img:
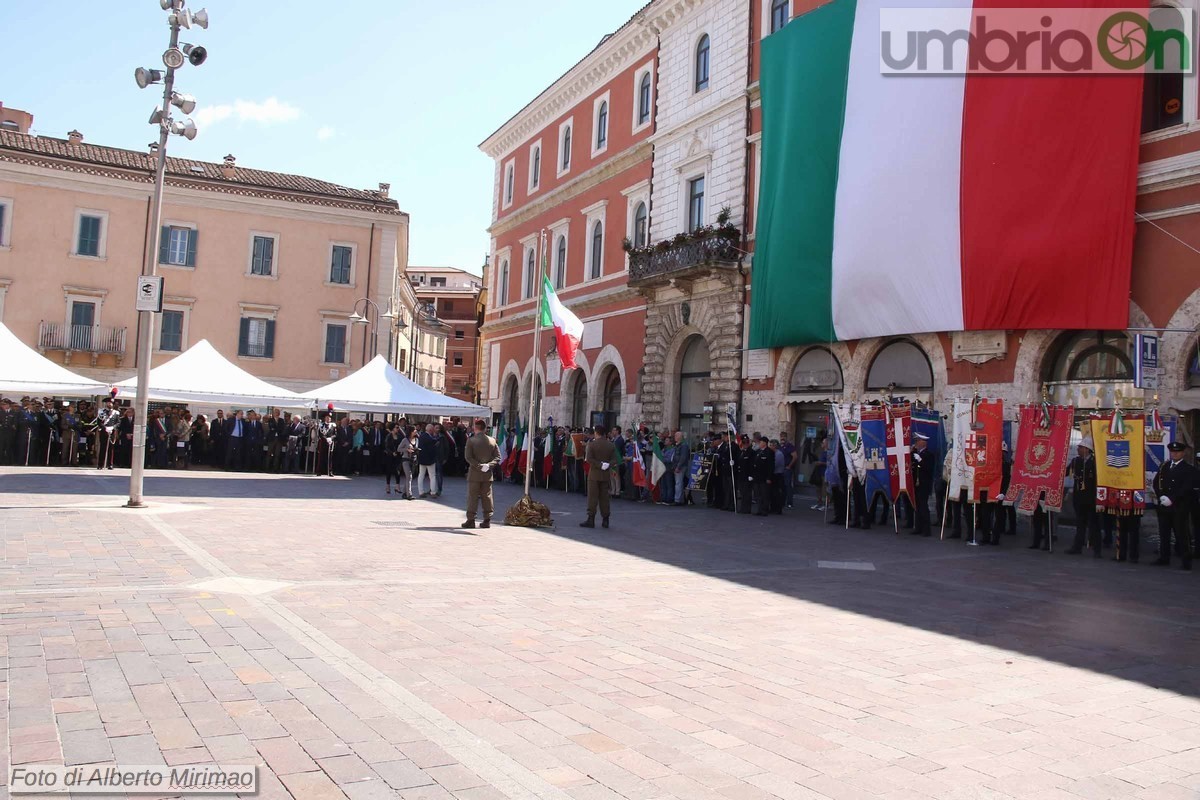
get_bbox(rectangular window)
[0,203,7,247]
[324,323,347,364]
[251,235,275,276]
[455,329,464,340]
[77,215,102,257]
[688,176,706,232]
[453,352,463,367]
[442,299,454,312]
[168,228,189,265]
[436,338,446,358]
[238,317,275,359]
[397,349,407,372]
[430,277,446,287]
[329,245,353,284]
[159,310,184,352]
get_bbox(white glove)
[995,493,1005,502]
[601,462,610,471]
[1159,496,1172,507]
[913,453,922,463]
[480,464,490,473]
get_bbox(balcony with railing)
[627,229,742,287]
[38,322,127,362]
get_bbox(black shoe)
[579,518,595,528]
[480,519,491,529]
[461,520,475,529]
[602,518,609,529]
[1065,548,1081,555]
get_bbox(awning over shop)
[303,355,490,417]
[115,339,307,408]
[0,322,107,396]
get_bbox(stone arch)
[846,334,946,404]
[646,296,741,429]
[776,343,852,396]
[588,344,628,420]
[1164,288,1200,402]
[561,352,593,428]
[518,357,548,426]
[498,359,522,418]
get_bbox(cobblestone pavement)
[2,466,1198,800]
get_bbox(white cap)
[914,433,930,441]
[1079,437,1094,451]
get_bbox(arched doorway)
[569,373,589,429]
[1042,330,1135,413]
[787,346,843,454]
[599,366,622,430]
[503,375,520,428]
[866,340,934,397]
[678,335,711,441]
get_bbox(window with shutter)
[241,318,270,358]
[159,310,184,352]
[77,215,102,257]
[251,236,274,276]
[324,324,347,364]
[330,245,353,284]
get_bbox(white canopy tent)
[115,339,307,408]
[304,355,490,417]
[0,322,107,396]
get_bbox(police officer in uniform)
[734,435,753,514]
[1153,441,1195,571]
[1065,437,1101,556]
[911,433,935,536]
[0,398,17,465]
[582,424,617,528]
[751,437,774,517]
[463,418,501,529]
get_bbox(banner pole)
[939,490,950,540]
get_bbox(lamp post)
[348,297,396,368]
[127,0,208,508]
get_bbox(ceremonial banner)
[688,454,713,491]
[1008,403,1073,515]
[749,0,1142,347]
[832,403,867,483]
[948,399,1004,503]
[825,425,843,491]
[911,407,946,480]
[1090,411,1146,516]
[885,402,913,503]
[860,405,889,503]
[1144,411,1176,507]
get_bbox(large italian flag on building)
[748,0,1144,347]
[541,276,584,370]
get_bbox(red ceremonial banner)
[885,403,913,503]
[966,399,1004,502]
[1008,404,1073,515]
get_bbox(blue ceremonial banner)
[860,408,889,503]
[1145,414,1177,507]
[912,408,946,480]
[825,426,842,490]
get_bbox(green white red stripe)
[540,276,584,370]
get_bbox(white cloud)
[316,125,336,142]
[194,98,301,128]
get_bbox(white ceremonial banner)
[833,403,868,483]
[948,400,974,501]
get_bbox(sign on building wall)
[135,276,164,313]
[1134,333,1160,389]
[582,320,603,350]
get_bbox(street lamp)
[348,297,397,367]
[127,0,209,509]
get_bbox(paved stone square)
[1,467,1199,799]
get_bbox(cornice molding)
[1139,150,1200,194]
[479,0,704,161]
[488,141,651,238]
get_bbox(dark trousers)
[947,498,974,538]
[97,430,115,469]
[1115,515,1141,562]
[722,470,736,511]
[225,437,244,470]
[914,489,932,536]
[736,479,752,513]
[850,481,869,528]
[1029,506,1051,549]
[752,480,770,516]
[771,474,786,514]
[829,485,847,523]
[1070,497,1101,554]
[1156,507,1192,566]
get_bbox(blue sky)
[0,1,647,274]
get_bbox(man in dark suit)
[224,410,246,471]
[1065,438,1100,555]
[1154,441,1195,571]
[244,411,264,471]
[335,417,353,475]
[911,433,935,536]
[752,437,774,517]
[209,409,227,467]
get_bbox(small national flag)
[1109,409,1125,436]
[542,428,554,477]
[631,437,648,488]
[650,435,668,488]
[516,427,530,475]
[540,276,584,370]
[502,426,524,478]
[726,406,738,435]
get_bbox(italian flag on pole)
[748,0,1144,347]
[541,276,584,370]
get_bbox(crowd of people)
[4,393,1195,570]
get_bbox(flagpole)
[523,229,547,499]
